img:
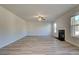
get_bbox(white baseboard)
[66,39,79,48]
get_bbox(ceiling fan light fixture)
[38,16,46,21]
[33,14,47,21]
[38,18,42,21]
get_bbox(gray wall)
[0,6,52,48]
[52,5,79,47]
[0,6,27,48]
[26,22,51,36]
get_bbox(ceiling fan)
[34,14,47,21]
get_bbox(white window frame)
[71,15,79,37]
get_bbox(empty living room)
[0,4,79,55]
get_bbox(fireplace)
[58,30,65,41]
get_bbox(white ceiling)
[1,4,78,22]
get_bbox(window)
[54,23,57,33]
[71,15,79,37]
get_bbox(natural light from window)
[54,23,57,33]
[71,15,79,37]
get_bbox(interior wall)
[52,5,79,47]
[26,22,51,36]
[0,6,27,48]
[0,6,52,48]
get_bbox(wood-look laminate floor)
[0,36,79,55]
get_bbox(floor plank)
[0,36,79,55]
